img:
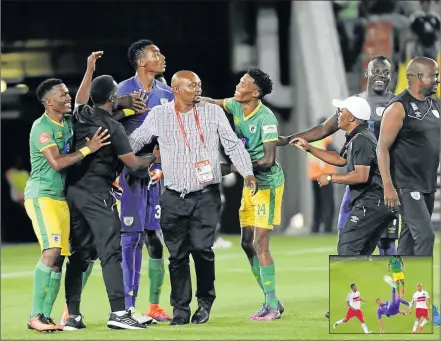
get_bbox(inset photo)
[329,255,433,334]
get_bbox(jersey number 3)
[154,204,161,219]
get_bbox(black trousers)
[65,185,125,314]
[311,181,335,233]
[338,199,396,255]
[397,190,435,256]
[160,185,221,318]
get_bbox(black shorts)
[338,199,397,255]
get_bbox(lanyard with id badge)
[175,104,214,185]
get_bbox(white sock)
[335,319,344,325]
[413,321,419,332]
[361,323,369,333]
[420,318,428,327]
[113,310,127,317]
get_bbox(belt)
[166,184,219,198]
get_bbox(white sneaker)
[383,275,397,288]
[213,237,232,249]
[128,307,157,325]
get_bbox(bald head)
[406,57,439,96]
[406,57,437,78]
[171,70,202,105]
[171,70,199,87]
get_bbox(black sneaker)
[63,315,87,331]
[107,310,146,330]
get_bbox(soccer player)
[333,284,371,333]
[388,255,405,295]
[377,56,440,256]
[377,278,411,333]
[410,283,431,333]
[279,56,398,257]
[292,96,396,255]
[202,68,285,320]
[25,77,110,332]
[117,39,173,322]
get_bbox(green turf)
[330,256,434,335]
[1,235,439,340]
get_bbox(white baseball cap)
[332,96,371,121]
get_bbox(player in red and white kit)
[410,283,431,333]
[333,283,372,333]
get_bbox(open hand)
[86,127,111,152]
[87,51,103,72]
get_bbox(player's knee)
[41,247,62,268]
[252,233,269,254]
[241,237,254,255]
[146,231,163,259]
[53,254,65,272]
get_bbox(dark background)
[1,1,263,243]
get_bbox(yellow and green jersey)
[388,256,403,273]
[223,98,284,189]
[24,113,73,200]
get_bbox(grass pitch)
[1,235,439,340]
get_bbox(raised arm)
[37,126,110,172]
[278,112,339,146]
[75,51,103,107]
[377,102,405,209]
[128,106,158,154]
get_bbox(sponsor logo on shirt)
[263,125,277,134]
[39,132,51,144]
[56,131,63,138]
[160,98,169,104]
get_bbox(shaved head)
[406,57,437,78]
[172,70,202,106]
[406,57,439,96]
[171,70,198,87]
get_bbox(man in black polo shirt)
[377,56,440,256]
[63,74,156,330]
[292,96,396,255]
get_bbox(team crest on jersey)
[160,98,169,104]
[249,125,257,134]
[123,216,134,226]
[432,110,440,118]
[410,102,419,111]
[52,233,61,243]
[56,131,63,138]
[410,192,421,200]
[376,107,386,116]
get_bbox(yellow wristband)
[79,147,91,157]
[123,109,135,117]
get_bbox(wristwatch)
[327,174,333,182]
